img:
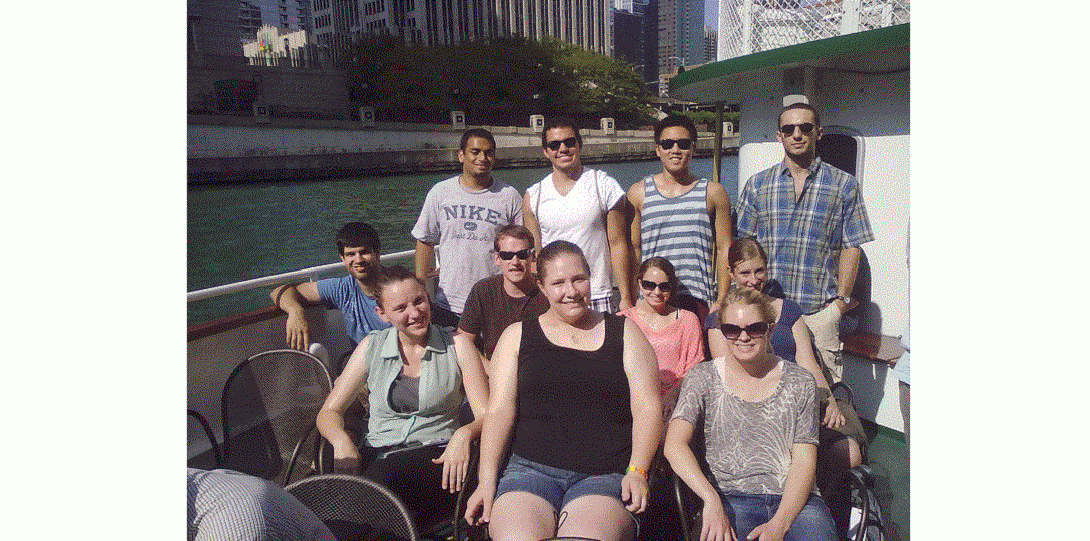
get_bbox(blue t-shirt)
[315,275,390,344]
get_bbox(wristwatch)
[832,295,852,305]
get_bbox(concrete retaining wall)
[188,138,740,184]
[187,118,663,159]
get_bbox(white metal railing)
[186,249,415,302]
[718,0,910,61]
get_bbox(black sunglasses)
[720,322,770,340]
[640,279,673,292]
[779,123,815,136]
[545,137,579,151]
[497,248,534,261]
[657,138,693,150]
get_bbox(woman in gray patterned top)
[664,289,838,541]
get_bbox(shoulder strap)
[594,169,603,211]
[605,313,625,354]
[535,178,542,220]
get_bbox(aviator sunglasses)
[545,137,579,151]
[779,123,815,136]
[657,138,693,150]
[640,279,673,292]
[720,321,770,340]
[497,248,534,260]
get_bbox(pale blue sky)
[706,0,718,28]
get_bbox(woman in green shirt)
[316,265,489,529]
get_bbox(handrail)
[187,248,415,302]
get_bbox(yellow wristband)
[625,466,647,479]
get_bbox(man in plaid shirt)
[736,102,874,381]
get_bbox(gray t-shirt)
[411,175,522,313]
[671,358,819,496]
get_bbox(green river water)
[188,156,739,326]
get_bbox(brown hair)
[727,238,769,272]
[493,224,535,252]
[536,240,590,281]
[373,265,426,307]
[636,256,678,299]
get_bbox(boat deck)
[862,422,909,541]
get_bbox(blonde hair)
[719,288,775,325]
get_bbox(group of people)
[260,102,874,541]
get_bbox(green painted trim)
[861,417,906,443]
[670,23,910,94]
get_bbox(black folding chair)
[845,465,887,541]
[672,381,888,541]
[450,441,488,541]
[286,474,418,541]
[187,409,222,469]
[221,349,333,486]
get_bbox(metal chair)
[844,464,886,541]
[450,441,489,541]
[671,380,887,541]
[221,349,333,486]
[286,474,419,541]
[187,409,222,469]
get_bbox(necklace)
[547,311,597,346]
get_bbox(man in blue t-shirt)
[269,222,391,353]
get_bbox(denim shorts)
[496,454,626,513]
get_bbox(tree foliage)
[681,110,742,132]
[343,35,655,128]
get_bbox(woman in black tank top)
[464,241,663,541]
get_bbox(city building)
[189,0,246,61]
[189,0,350,119]
[704,26,716,63]
[239,0,313,41]
[657,0,704,74]
[310,0,613,55]
[243,25,311,63]
[612,0,657,95]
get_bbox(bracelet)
[625,466,648,479]
[817,387,833,403]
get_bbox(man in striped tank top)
[626,115,733,320]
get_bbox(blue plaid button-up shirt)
[736,158,874,314]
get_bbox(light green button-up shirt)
[363,324,463,448]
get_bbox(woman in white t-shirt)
[524,116,634,313]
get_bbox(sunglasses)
[640,280,673,292]
[657,138,693,150]
[545,137,579,151]
[497,248,534,260]
[778,123,815,136]
[720,322,770,340]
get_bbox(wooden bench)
[840,331,904,367]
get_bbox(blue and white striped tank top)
[639,176,715,303]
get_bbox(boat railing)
[187,248,416,302]
[718,0,910,61]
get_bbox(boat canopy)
[669,23,909,104]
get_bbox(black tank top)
[511,313,632,475]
